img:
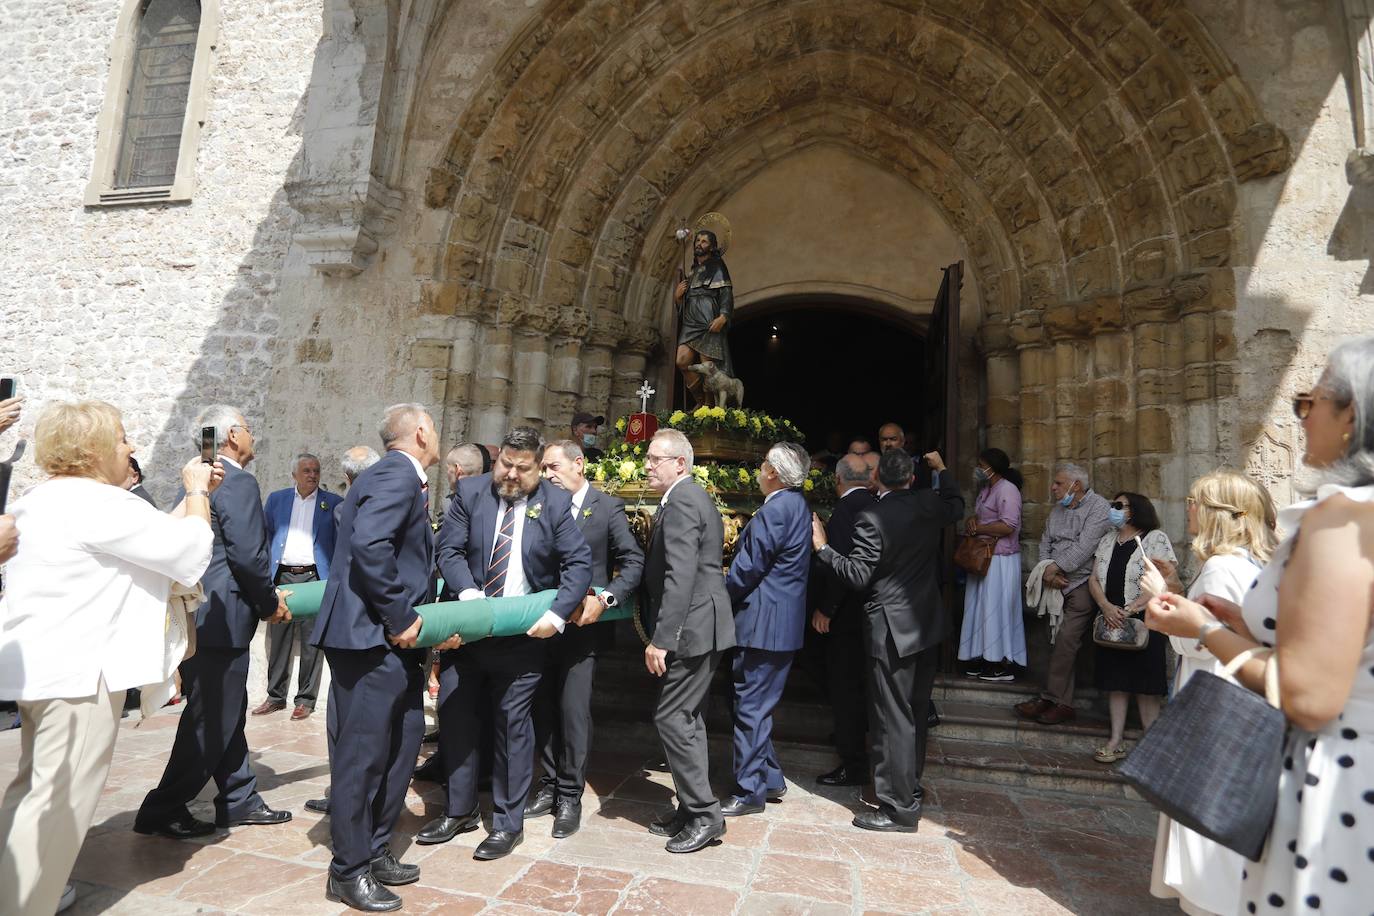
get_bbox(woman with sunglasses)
[1150,471,1276,916]
[1087,492,1179,764]
[1148,337,1374,914]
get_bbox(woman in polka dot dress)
[1147,337,1374,915]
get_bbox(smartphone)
[200,426,216,464]
[0,377,15,401]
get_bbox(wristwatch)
[1195,620,1229,653]
[601,591,617,608]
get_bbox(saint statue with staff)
[673,213,735,407]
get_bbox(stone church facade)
[3,0,1374,549]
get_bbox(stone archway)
[406,0,1290,529]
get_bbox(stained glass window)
[114,0,201,189]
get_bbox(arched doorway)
[723,299,931,454]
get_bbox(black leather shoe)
[928,704,941,729]
[817,765,866,787]
[766,786,787,802]
[304,797,330,814]
[369,844,419,886]
[415,811,481,845]
[217,804,291,828]
[421,730,440,745]
[412,755,443,782]
[648,808,686,838]
[133,814,217,840]
[720,797,765,817]
[524,785,556,818]
[853,809,918,833]
[325,871,401,912]
[473,830,523,860]
[551,799,581,839]
[665,819,726,853]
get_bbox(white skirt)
[958,553,1026,665]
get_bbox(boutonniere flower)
[320,500,328,511]
[526,503,543,519]
[582,506,594,519]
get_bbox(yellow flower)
[617,460,637,480]
[693,406,710,419]
[633,444,642,455]
[710,406,726,419]
[594,466,606,482]
[809,468,821,478]
[732,409,747,426]
[615,417,626,432]
[762,416,776,428]
[669,410,687,425]
[750,417,762,434]
[692,465,709,483]
[736,467,750,484]
[803,479,814,492]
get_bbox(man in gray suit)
[642,429,735,853]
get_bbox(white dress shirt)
[458,490,566,633]
[660,473,688,505]
[280,487,318,566]
[570,480,591,518]
[0,477,214,700]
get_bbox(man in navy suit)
[420,426,592,861]
[135,406,292,840]
[526,439,643,839]
[721,442,812,817]
[310,404,459,912]
[257,453,343,720]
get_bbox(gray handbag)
[1091,613,1149,650]
[1119,647,1283,861]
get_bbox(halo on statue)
[694,212,732,255]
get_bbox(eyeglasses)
[1185,496,1196,507]
[1292,392,1335,420]
[1109,501,1129,510]
[645,453,679,468]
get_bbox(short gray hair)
[445,444,485,477]
[546,439,584,463]
[293,452,320,472]
[836,453,869,484]
[767,442,808,488]
[652,429,694,469]
[1320,336,1374,487]
[341,445,380,483]
[193,404,243,451]
[379,403,430,448]
[1054,462,1090,489]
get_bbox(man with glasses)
[641,429,735,852]
[136,406,292,840]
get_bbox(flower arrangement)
[584,453,834,499]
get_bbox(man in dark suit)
[135,406,292,839]
[642,429,735,853]
[812,448,961,833]
[258,453,343,720]
[721,442,811,816]
[810,453,877,787]
[126,456,158,507]
[310,404,457,911]
[420,426,592,861]
[526,439,643,838]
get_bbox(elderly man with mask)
[440,444,485,518]
[1014,463,1113,726]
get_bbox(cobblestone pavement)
[0,705,1178,915]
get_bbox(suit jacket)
[818,487,878,630]
[264,487,344,577]
[311,450,435,650]
[196,462,281,649]
[436,475,592,621]
[643,477,734,657]
[726,488,811,652]
[563,485,645,649]
[130,483,158,509]
[815,482,963,660]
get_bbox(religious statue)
[673,214,736,407]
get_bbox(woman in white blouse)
[1149,470,1276,916]
[0,401,218,916]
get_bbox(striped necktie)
[484,501,516,597]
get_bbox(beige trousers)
[0,680,124,916]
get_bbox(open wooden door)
[929,262,963,675]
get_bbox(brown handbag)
[953,535,996,577]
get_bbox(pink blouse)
[975,477,1022,556]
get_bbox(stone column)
[979,321,1021,459]
[1010,310,1053,549]
[545,307,590,437]
[471,318,514,445]
[580,314,621,422]
[424,280,485,447]
[1084,296,1136,499]
[611,322,661,421]
[508,299,556,431]
[1125,285,1185,530]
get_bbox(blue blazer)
[726,487,812,652]
[311,450,435,651]
[196,462,281,649]
[437,474,592,622]
[264,487,343,578]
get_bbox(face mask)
[1059,489,1076,508]
[974,467,989,483]
[1108,508,1127,528]
[581,433,596,448]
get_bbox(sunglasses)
[1292,392,1335,420]
[1109,501,1129,510]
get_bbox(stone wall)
[0,0,321,504]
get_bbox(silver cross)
[636,380,655,414]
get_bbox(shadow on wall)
[140,96,310,507]
[1329,180,1374,294]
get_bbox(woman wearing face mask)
[1087,491,1178,764]
[1148,470,1276,916]
[957,448,1025,681]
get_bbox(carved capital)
[1043,301,1091,340]
[288,177,404,277]
[1008,310,1046,348]
[1349,148,1374,187]
[1122,284,1177,325]
[619,322,661,356]
[976,320,1016,357]
[556,306,591,339]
